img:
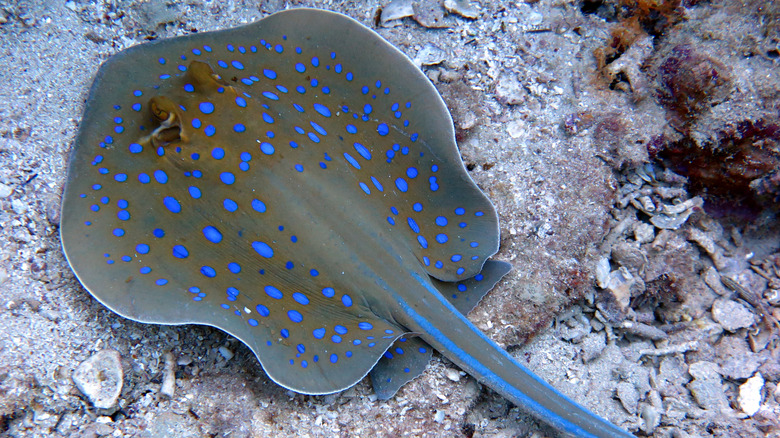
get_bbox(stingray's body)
[61,9,633,437]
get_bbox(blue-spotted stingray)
[61,9,633,438]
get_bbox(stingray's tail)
[401,262,635,438]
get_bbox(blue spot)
[248,319,258,327]
[262,113,275,124]
[226,262,241,274]
[260,142,275,155]
[114,173,128,182]
[309,269,319,277]
[262,91,279,100]
[285,261,293,269]
[359,182,370,194]
[387,217,395,225]
[172,245,189,258]
[346,72,353,81]
[313,328,326,339]
[470,242,479,248]
[288,310,303,323]
[293,293,310,305]
[184,84,194,93]
[457,267,465,275]
[344,153,360,169]
[371,176,384,192]
[395,178,408,192]
[132,103,141,111]
[163,197,181,213]
[234,123,246,133]
[331,335,342,343]
[136,244,150,254]
[460,222,468,228]
[451,254,462,262]
[364,104,373,114]
[406,167,418,178]
[413,202,423,212]
[330,354,338,363]
[475,211,485,217]
[264,285,282,299]
[391,207,399,215]
[199,102,214,114]
[188,186,202,199]
[154,170,168,184]
[295,63,305,73]
[200,266,216,277]
[435,216,448,226]
[377,123,389,136]
[192,119,202,129]
[295,164,304,172]
[322,287,335,298]
[256,304,270,317]
[435,261,444,269]
[334,325,347,335]
[252,199,267,213]
[407,218,420,233]
[153,228,165,238]
[353,143,371,160]
[342,295,353,307]
[417,236,428,248]
[310,121,327,136]
[117,210,130,221]
[218,60,228,68]
[436,234,449,244]
[311,56,319,67]
[140,266,151,274]
[235,96,247,107]
[263,68,277,79]
[118,199,128,209]
[223,199,238,212]
[129,143,142,154]
[226,287,240,298]
[455,207,466,215]
[346,124,357,134]
[275,44,283,53]
[204,125,216,136]
[202,226,223,243]
[156,279,168,286]
[220,172,235,185]
[252,241,274,258]
[313,103,331,117]
[411,133,419,142]
[297,344,306,354]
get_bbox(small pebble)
[0,183,12,198]
[11,198,27,214]
[218,346,234,361]
[72,349,123,410]
[711,298,756,332]
[444,368,461,382]
[616,381,639,415]
[738,372,764,416]
[160,352,176,398]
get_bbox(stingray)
[61,9,633,438]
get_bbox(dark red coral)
[655,44,732,129]
[650,119,780,218]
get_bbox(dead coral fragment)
[654,44,733,129]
